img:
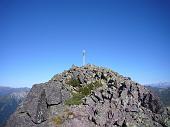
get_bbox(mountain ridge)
[145,82,170,88]
[146,86,170,107]
[6,65,170,127]
[0,86,30,96]
[0,87,29,127]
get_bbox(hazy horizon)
[1,0,170,87]
[0,64,170,88]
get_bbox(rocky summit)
[6,65,170,127]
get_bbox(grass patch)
[65,92,84,105]
[67,78,81,87]
[65,80,102,105]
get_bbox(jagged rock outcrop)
[6,65,170,127]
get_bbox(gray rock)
[45,82,62,105]
[23,84,48,124]
[36,89,48,124]
[78,74,85,84]
[6,65,169,127]
[72,71,79,80]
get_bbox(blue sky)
[0,0,170,87]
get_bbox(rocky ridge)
[6,65,170,127]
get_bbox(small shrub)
[79,83,93,96]
[52,110,75,126]
[93,80,102,88]
[67,79,81,87]
[52,116,63,125]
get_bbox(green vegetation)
[65,92,83,105]
[65,80,102,105]
[67,78,81,87]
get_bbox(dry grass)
[52,116,63,125]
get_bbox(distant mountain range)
[0,82,170,127]
[0,86,30,127]
[145,82,170,107]
[145,82,170,88]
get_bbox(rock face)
[6,65,170,127]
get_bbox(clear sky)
[0,0,170,88]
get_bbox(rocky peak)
[6,65,170,127]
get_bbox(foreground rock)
[6,65,170,127]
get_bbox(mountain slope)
[146,85,170,107]
[0,87,29,127]
[6,65,170,127]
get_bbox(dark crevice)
[148,93,153,110]
[101,94,108,100]
[90,96,97,103]
[122,120,127,127]
[82,98,90,105]
[118,82,127,97]
[94,110,98,116]
[94,74,100,79]
[82,102,89,106]
[26,112,31,118]
[101,72,107,81]
[113,121,119,126]
[108,79,114,84]
[19,111,26,114]
[46,101,62,108]
[159,122,168,127]
[137,87,142,102]
[88,116,97,125]
[108,110,114,119]
[25,112,47,125]
[100,90,111,101]
[92,93,102,102]
[26,112,36,124]
[91,117,97,125]
[130,84,132,91]
[108,93,113,103]
[46,95,62,109]
[155,120,168,127]
[141,94,147,107]
[107,90,111,94]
